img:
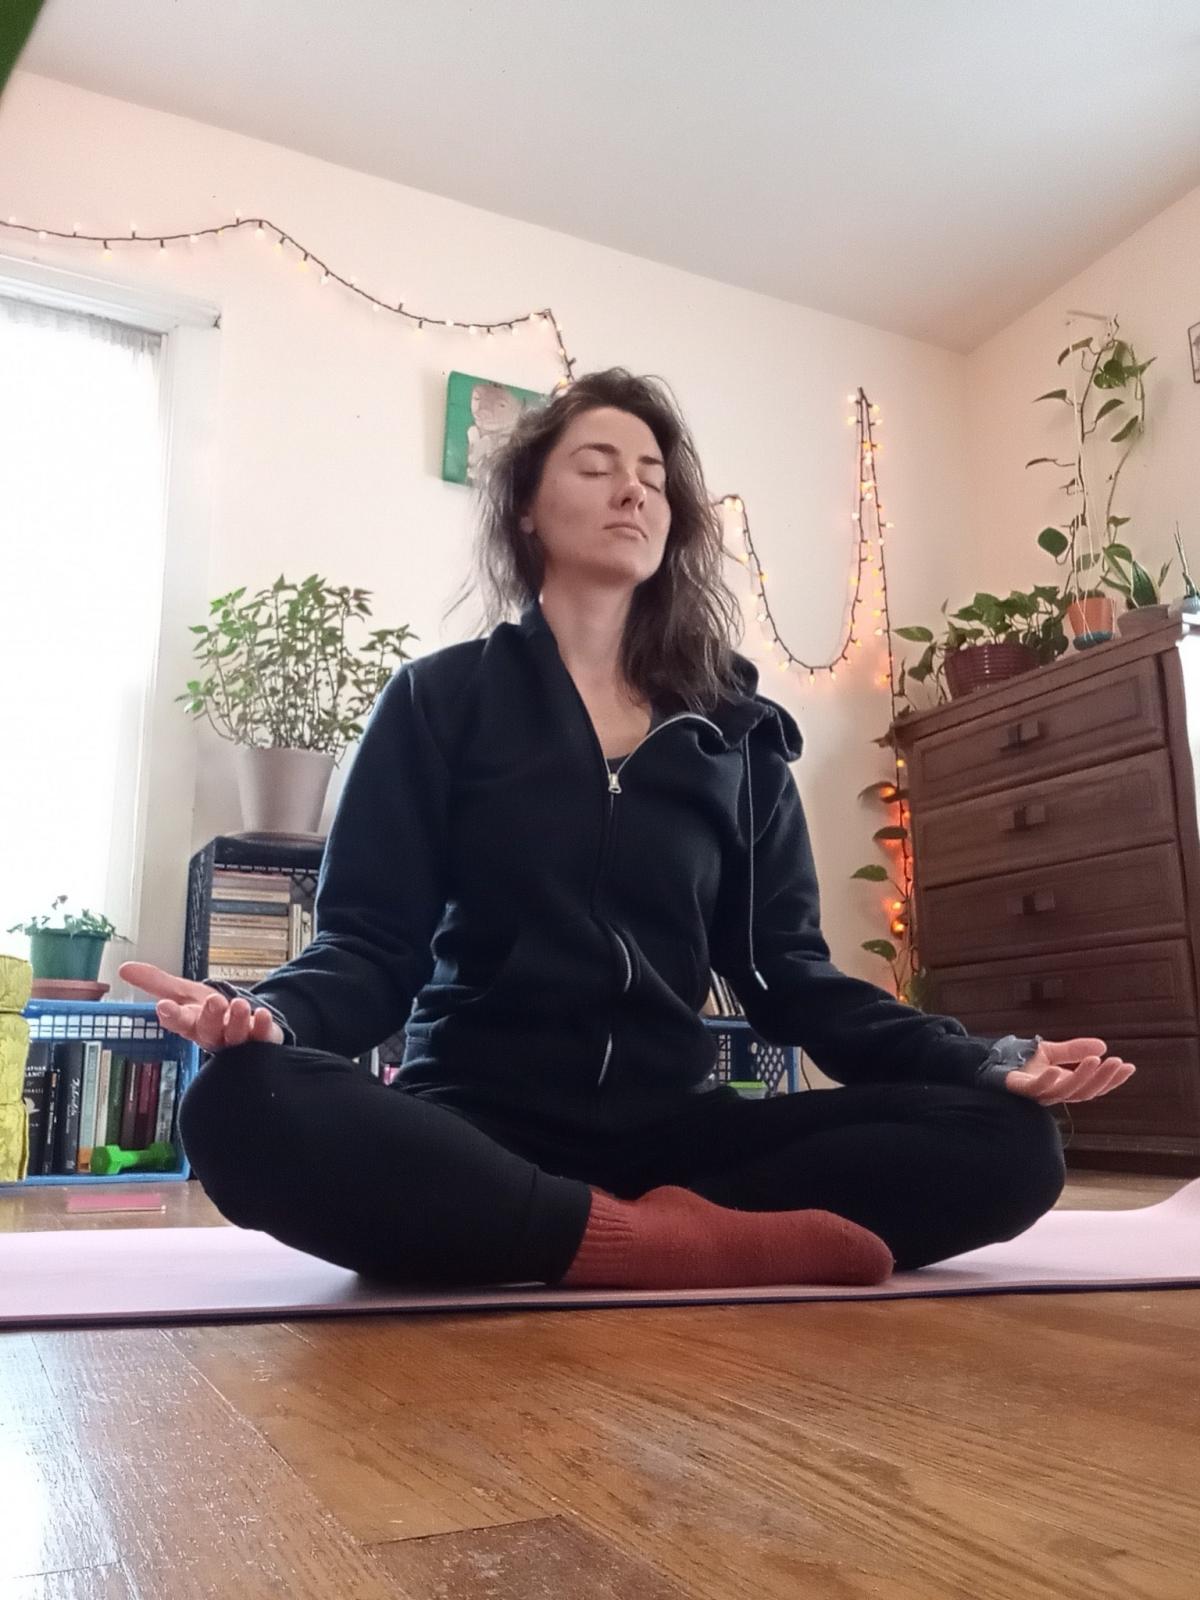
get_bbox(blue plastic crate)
[703,1017,799,1094]
[6,999,201,1187]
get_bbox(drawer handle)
[1002,717,1046,751]
[1005,889,1058,917]
[1001,802,1048,833]
[1014,977,1065,1005]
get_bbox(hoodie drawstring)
[743,734,769,992]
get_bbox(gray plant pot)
[235,746,334,838]
[1116,603,1172,637]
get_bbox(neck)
[537,583,638,699]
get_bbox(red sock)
[560,1185,894,1289]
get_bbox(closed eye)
[581,469,664,492]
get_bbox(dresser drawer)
[919,842,1188,967]
[1059,1035,1200,1144]
[907,656,1165,807]
[929,939,1197,1036]
[913,749,1178,888]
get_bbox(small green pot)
[28,930,109,981]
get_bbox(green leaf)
[1108,515,1130,528]
[1025,456,1062,468]
[1034,389,1069,403]
[1038,527,1069,557]
[873,826,908,842]
[1092,397,1123,422]
[862,939,898,961]
[1130,561,1158,607]
[852,865,889,881]
[894,625,934,642]
[1110,415,1140,443]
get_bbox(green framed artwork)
[1,1,45,99]
[442,371,547,486]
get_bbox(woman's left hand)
[1004,1036,1136,1105]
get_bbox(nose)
[615,472,646,511]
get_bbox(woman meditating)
[122,368,1135,1289]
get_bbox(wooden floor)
[1,1170,1196,1600]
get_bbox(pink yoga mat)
[3,1180,1198,1328]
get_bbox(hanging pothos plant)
[850,762,929,1009]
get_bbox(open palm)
[120,962,283,1052]
[1003,1036,1135,1106]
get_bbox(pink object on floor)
[65,1189,166,1214]
[2,1179,1198,1329]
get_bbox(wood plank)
[0,1335,117,1580]
[26,1330,411,1599]
[166,1321,555,1541]
[0,1571,134,1600]
[371,1514,691,1600]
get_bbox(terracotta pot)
[944,642,1038,700]
[29,977,110,1002]
[1066,595,1115,648]
[235,746,334,837]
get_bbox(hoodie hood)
[516,596,802,760]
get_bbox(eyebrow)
[570,442,665,471]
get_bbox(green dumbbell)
[89,1141,177,1175]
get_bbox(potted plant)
[1169,525,1200,620]
[1109,542,1174,637]
[894,583,1069,709]
[1036,525,1173,638]
[1027,314,1153,649]
[177,575,418,837]
[6,895,128,996]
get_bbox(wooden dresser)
[894,614,1200,1174]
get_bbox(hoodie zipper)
[594,712,723,1085]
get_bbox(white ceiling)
[18,0,1200,351]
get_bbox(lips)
[608,524,645,538]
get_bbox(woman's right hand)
[119,962,285,1051]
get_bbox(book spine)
[39,1062,61,1174]
[77,1040,102,1172]
[119,1060,142,1149]
[153,1059,180,1146]
[21,1042,52,1177]
[92,1048,112,1152]
[132,1061,162,1148]
[53,1042,86,1174]
[103,1054,126,1149]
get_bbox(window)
[0,295,166,948]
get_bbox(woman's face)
[520,407,672,591]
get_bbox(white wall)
[0,70,976,1011]
[966,182,1200,601]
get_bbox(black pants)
[177,1042,1066,1287]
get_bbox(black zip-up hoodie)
[225,597,1015,1131]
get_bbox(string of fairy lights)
[0,209,912,945]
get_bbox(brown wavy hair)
[443,368,745,713]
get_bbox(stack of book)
[703,970,746,1018]
[206,868,314,983]
[21,1040,180,1176]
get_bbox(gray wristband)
[976,1033,1041,1091]
[202,979,296,1046]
